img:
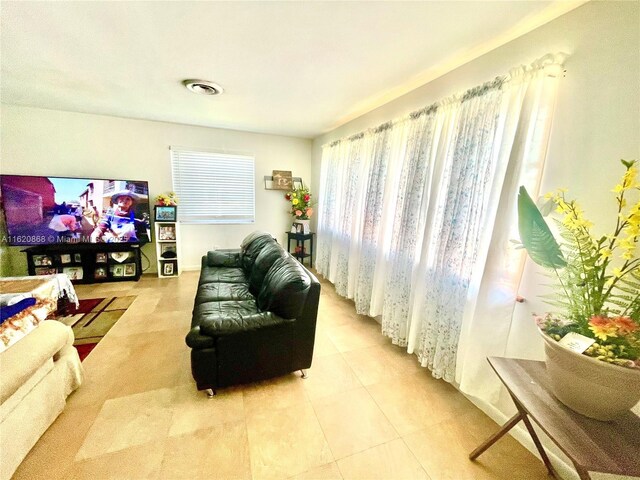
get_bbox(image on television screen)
[0,175,152,246]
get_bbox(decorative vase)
[297,219,311,234]
[539,330,640,421]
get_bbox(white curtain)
[316,53,566,398]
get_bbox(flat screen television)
[0,175,151,246]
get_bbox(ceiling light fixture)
[182,79,224,96]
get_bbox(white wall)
[0,106,312,273]
[311,1,639,476]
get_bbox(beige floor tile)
[289,462,343,480]
[341,344,407,386]
[336,439,430,480]
[75,387,176,461]
[243,372,309,417]
[366,371,476,436]
[313,387,398,459]
[407,415,550,480]
[66,442,164,480]
[246,400,333,480]
[169,384,245,437]
[109,309,190,336]
[326,318,387,353]
[12,404,102,480]
[302,353,362,401]
[312,330,340,358]
[160,421,251,479]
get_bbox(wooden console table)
[470,357,640,480]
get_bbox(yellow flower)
[612,267,623,278]
[292,198,299,205]
[600,248,612,259]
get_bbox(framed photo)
[293,222,304,234]
[33,255,52,266]
[160,243,177,259]
[154,205,177,222]
[60,254,72,264]
[94,267,107,279]
[159,225,176,241]
[162,261,176,276]
[74,253,82,263]
[123,263,136,277]
[63,266,83,281]
[111,264,125,277]
[35,267,57,275]
[96,252,108,263]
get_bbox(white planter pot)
[297,219,310,234]
[540,330,640,421]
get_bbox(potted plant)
[285,186,314,233]
[517,159,639,420]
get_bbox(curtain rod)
[322,52,568,149]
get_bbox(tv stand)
[23,243,142,284]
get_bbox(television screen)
[0,175,151,246]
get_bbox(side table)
[286,232,315,268]
[469,357,640,480]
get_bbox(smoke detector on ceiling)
[182,79,224,96]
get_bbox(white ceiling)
[1,1,581,139]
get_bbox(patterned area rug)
[56,296,136,361]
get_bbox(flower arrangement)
[285,186,314,220]
[518,159,639,368]
[155,192,179,206]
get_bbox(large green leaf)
[518,186,566,269]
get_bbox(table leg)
[469,412,524,460]
[573,464,592,480]
[509,394,558,478]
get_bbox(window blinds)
[170,147,255,224]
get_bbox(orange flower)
[306,207,313,217]
[588,315,618,341]
[295,209,303,217]
[613,316,638,335]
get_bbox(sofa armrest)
[185,326,215,349]
[0,320,73,404]
[206,249,242,268]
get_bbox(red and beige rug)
[56,296,136,361]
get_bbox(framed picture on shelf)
[160,244,177,259]
[111,265,125,277]
[74,253,82,263]
[96,252,108,263]
[60,254,72,264]
[158,225,176,241]
[94,267,107,279]
[272,170,293,190]
[35,267,57,275]
[154,205,177,222]
[162,261,176,276]
[32,255,52,266]
[63,266,83,281]
[123,263,136,277]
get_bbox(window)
[170,147,255,224]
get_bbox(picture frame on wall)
[154,205,177,222]
[33,255,52,266]
[160,243,177,259]
[272,170,293,190]
[59,254,72,264]
[35,267,57,275]
[111,265,125,277]
[74,253,82,263]
[94,267,107,279]
[96,252,108,263]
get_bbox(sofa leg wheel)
[205,388,216,398]
[300,370,308,379]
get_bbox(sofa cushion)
[206,250,241,268]
[194,299,292,336]
[195,283,253,304]
[199,267,247,284]
[248,242,287,296]
[257,256,311,320]
[241,233,276,273]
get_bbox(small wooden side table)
[470,357,640,480]
[286,232,315,268]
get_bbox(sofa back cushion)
[248,242,286,295]
[241,232,276,273]
[257,256,310,319]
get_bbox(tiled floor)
[13,271,549,479]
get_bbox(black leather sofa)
[185,231,321,394]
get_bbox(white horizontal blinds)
[171,148,255,224]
